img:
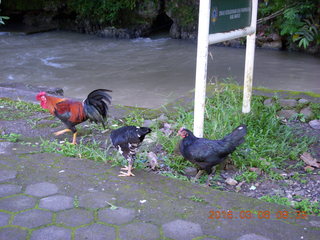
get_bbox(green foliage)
[40,139,111,162]
[235,171,258,183]
[260,195,320,216]
[259,0,319,49]
[0,133,21,142]
[189,195,205,203]
[166,0,198,27]
[68,0,138,25]
[157,84,315,175]
[293,17,320,48]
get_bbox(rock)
[249,167,262,175]
[147,152,159,170]
[300,152,320,168]
[298,99,310,104]
[143,120,155,128]
[309,120,320,130]
[225,178,238,186]
[277,109,297,119]
[300,107,314,120]
[304,166,314,172]
[157,114,168,122]
[261,40,282,49]
[263,98,274,107]
[278,99,298,108]
[184,167,198,177]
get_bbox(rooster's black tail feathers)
[84,89,112,128]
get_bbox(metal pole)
[242,0,258,113]
[193,0,211,137]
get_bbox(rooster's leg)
[54,129,71,136]
[72,132,77,145]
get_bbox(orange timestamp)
[208,210,308,220]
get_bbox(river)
[0,31,319,108]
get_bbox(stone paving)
[0,141,320,240]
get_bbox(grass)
[152,84,315,176]
[40,139,112,163]
[0,98,45,119]
[0,133,21,142]
[260,195,320,216]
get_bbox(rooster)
[178,125,247,185]
[36,89,112,144]
[110,126,151,177]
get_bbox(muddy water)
[0,31,319,108]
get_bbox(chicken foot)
[206,167,216,186]
[119,164,135,177]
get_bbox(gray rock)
[75,224,116,240]
[162,219,203,240]
[25,182,59,197]
[31,226,71,240]
[0,184,22,197]
[157,114,168,122]
[300,107,314,120]
[0,169,17,182]
[12,209,52,228]
[0,142,13,154]
[298,98,310,104]
[279,99,298,108]
[237,233,271,240]
[261,40,282,49]
[184,167,198,177]
[0,195,36,212]
[99,207,136,225]
[277,109,297,119]
[39,195,73,211]
[309,120,320,130]
[119,222,160,240]
[143,119,154,128]
[0,212,10,227]
[0,227,28,240]
[56,209,94,227]
[79,192,115,209]
[263,98,274,107]
[310,221,320,228]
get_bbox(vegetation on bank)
[2,0,319,52]
[258,0,320,49]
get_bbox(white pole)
[193,0,211,138]
[242,0,258,113]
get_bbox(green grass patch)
[0,133,21,142]
[260,195,320,216]
[155,84,315,175]
[0,98,45,120]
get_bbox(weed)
[190,195,205,202]
[260,195,320,216]
[40,139,111,163]
[235,171,258,183]
[0,133,21,142]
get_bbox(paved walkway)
[0,141,320,240]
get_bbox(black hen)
[36,89,112,144]
[178,125,247,184]
[110,126,152,177]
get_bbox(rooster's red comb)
[36,91,47,101]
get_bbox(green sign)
[209,0,252,34]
